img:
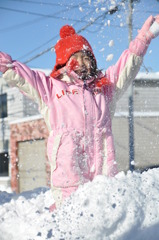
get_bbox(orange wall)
[10,118,50,193]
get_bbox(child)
[0,15,159,211]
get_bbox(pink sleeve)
[105,37,148,87]
[129,37,150,56]
[3,58,51,104]
[105,49,132,86]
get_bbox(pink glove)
[50,58,79,78]
[0,52,12,73]
[66,58,79,73]
[137,15,155,43]
[130,15,159,57]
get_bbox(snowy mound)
[0,169,159,240]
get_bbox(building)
[0,70,159,192]
[113,72,159,172]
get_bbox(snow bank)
[1,168,159,240]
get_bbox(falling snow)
[108,40,114,47]
[106,54,114,61]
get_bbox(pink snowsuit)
[1,36,148,208]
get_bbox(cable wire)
[0,6,102,25]
[23,4,119,64]
[18,7,96,60]
[4,0,89,8]
[0,1,88,32]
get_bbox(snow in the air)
[108,40,114,47]
[106,54,114,61]
[1,168,159,240]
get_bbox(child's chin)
[76,72,91,80]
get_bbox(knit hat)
[50,25,96,77]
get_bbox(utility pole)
[0,83,7,153]
[128,0,134,171]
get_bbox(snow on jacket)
[2,37,146,188]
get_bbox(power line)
[1,6,157,34]
[21,0,145,65]
[0,16,45,32]
[4,0,89,8]
[0,6,100,25]
[18,7,97,61]
[0,1,88,32]
[19,21,140,62]
[18,34,58,61]
[23,4,119,64]
[133,10,159,14]
[77,6,119,35]
[4,1,155,33]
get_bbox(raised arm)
[0,52,50,109]
[105,15,159,100]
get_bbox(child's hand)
[155,15,159,24]
[0,52,12,73]
[137,15,156,43]
[66,58,79,73]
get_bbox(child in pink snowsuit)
[0,15,159,210]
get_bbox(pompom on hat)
[50,25,96,77]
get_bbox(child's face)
[69,51,95,80]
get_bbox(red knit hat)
[50,25,95,77]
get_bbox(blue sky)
[0,0,159,74]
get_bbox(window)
[0,93,7,118]
[0,152,9,176]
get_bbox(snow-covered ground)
[1,168,159,240]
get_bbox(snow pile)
[1,168,159,240]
